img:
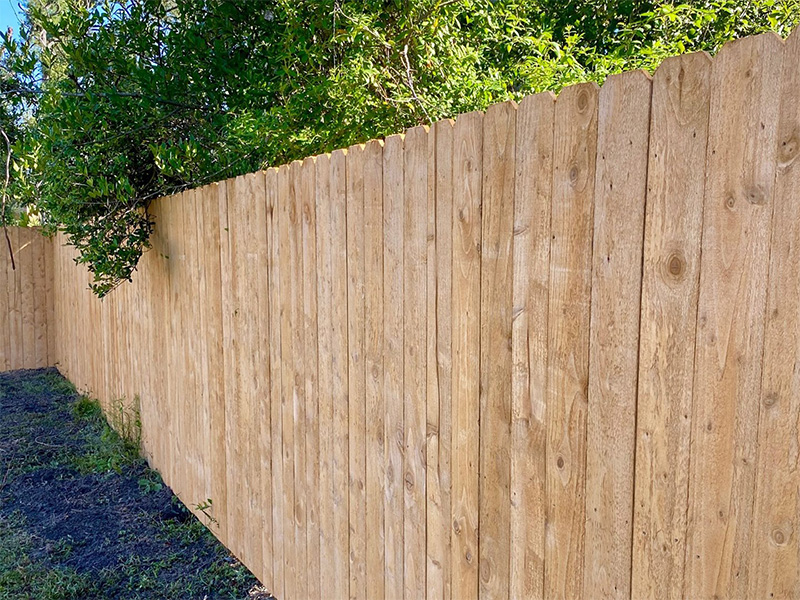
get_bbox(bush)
[1,0,798,295]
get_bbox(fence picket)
[749,28,800,599]
[364,139,386,600]
[545,82,599,599]
[450,111,482,600]
[478,100,517,600]
[685,33,784,600]
[510,91,555,599]
[382,133,406,600]
[631,51,711,599]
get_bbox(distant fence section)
[5,29,800,600]
[0,227,54,371]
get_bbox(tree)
[2,0,798,295]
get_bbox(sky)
[1,0,23,36]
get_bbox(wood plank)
[277,164,297,600]
[329,149,351,600]
[749,28,800,600]
[265,167,283,598]
[0,228,11,371]
[146,198,168,477]
[427,118,453,600]
[32,232,48,367]
[245,172,269,574]
[685,32,784,599]
[347,144,367,600]
[201,182,228,542]
[630,51,711,600]
[220,178,245,560]
[8,228,21,370]
[190,188,211,519]
[161,194,177,484]
[363,139,385,600]
[450,111,482,600]
[20,228,36,368]
[314,154,334,598]
[478,100,516,599]
[545,81,599,599]
[171,192,190,504]
[584,70,651,599]
[382,133,405,600]
[301,157,320,600]
[132,227,152,463]
[289,162,308,600]
[181,189,201,518]
[404,125,428,599]
[510,91,555,599]
[45,231,55,366]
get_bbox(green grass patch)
[0,512,99,600]
[0,369,264,599]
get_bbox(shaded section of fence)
[0,227,53,371]
[8,28,799,600]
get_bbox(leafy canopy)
[1,0,798,295]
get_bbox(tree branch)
[1,85,205,111]
[1,128,15,271]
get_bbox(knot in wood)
[779,133,799,166]
[577,89,590,112]
[772,528,788,546]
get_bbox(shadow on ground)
[0,368,274,600]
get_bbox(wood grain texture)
[748,28,800,599]
[32,232,48,368]
[0,228,55,371]
[290,161,308,600]
[631,51,711,600]
[346,144,367,600]
[277,164,297,600]
[329,149,351,600]
[427,118,453,600]
[478,100,516,600]
[545,82,599,600]
[685,32,784,600]
[20,227,35,368]
[265,167,284,599]
[584,70,652,599]
[247,172,270,579]
[166,193,186,502]
[301,157,320,600]
[314,155,333,599]
[450,111,482,600]
[382,133,405,600]
[0,228,11,371]
[200,182,228,543]
[181,189,201,516]
[363,139,386,600]
[510,91,555,600]
[404,125,429,600]
[8,228,21,369]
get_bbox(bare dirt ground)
[0,367,274,600]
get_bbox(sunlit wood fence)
[5,29,800,600]
[0,227,54,371]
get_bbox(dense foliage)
[1,0,798,295]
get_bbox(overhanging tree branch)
[1,128,15,271]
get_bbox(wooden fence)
[0,227,54,371]
[5,28,800,599]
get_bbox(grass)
[0,512,101,600]
[0,368,266,600]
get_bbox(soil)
[0,367,274,600]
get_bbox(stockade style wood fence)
[0,227,54,371]
[3,29,800,599]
